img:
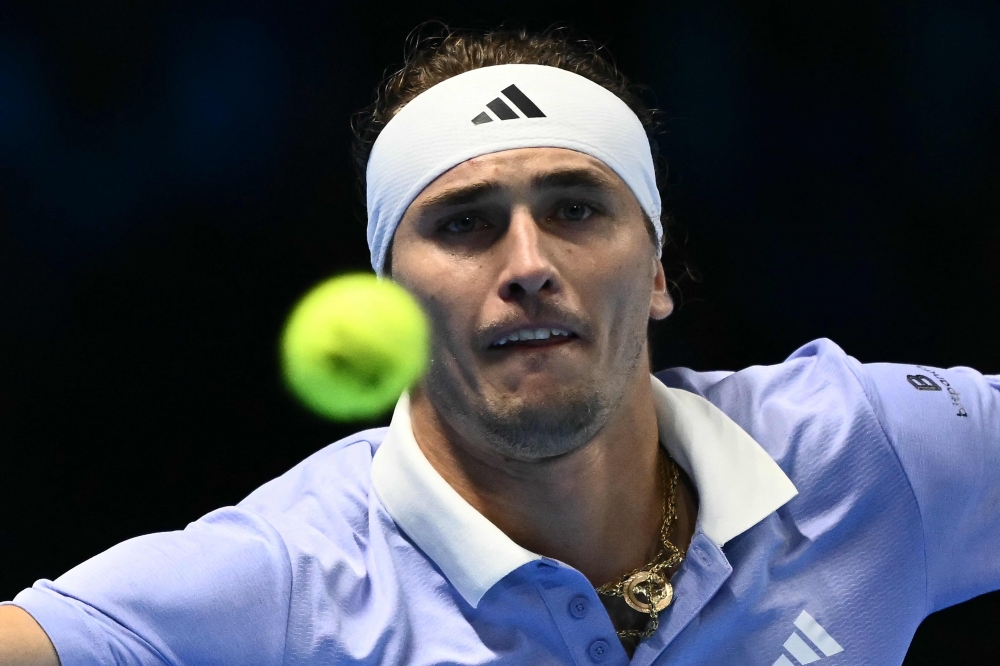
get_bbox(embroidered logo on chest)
[772,611,843,665]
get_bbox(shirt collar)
[370,375,798,608]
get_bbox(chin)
[486,361,592,396]
[467,381,610,458]
[424,354,621,458]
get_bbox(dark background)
[1,0,998,662]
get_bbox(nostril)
[504,277,554,300]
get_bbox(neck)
[408,372,691,587]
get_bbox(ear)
[649,255,674,320]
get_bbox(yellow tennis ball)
[281,273,429,420]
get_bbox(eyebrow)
[530,167,615,192]
[418,181,503,210]
[417,167,615,211]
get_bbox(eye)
[442,216,482,233]
[556,203,594,222]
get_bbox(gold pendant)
[623,571,673,613]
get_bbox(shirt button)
[568,595,589,619]
[588,639,611,662]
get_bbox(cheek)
[416,283,482,354]
[393,237,495,354]
[594,250,655,328]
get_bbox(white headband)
[365,63,661,274]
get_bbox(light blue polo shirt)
[8,339,1000,665]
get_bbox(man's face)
[391,147,672,461]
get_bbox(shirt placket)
[532,559,630,666]
[631,531,733,666]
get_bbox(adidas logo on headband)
[471,84,546,125]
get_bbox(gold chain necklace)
[595,455,683,640]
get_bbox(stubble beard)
[422,326,647,461]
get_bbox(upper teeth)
[494,328,571,345]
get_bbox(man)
[2,27,998,666]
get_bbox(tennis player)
[2,27,998,666]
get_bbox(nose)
[497,207,559,301]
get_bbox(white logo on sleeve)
[771,611,844,665]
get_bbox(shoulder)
[236,427,390,556]
[656,338,880,456]
[657,337,861,391]
[657,337,998,466]
[9,430,394,665]
[659,340,1000,611]
[656,339,916,522]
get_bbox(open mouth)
[488,327,578,350]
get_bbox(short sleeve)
[849,360,1000,612]
[8,507,292,666]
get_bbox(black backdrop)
[1,1,998,662]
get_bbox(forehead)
[409,147,629,205]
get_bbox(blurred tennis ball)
[281,273,429,420]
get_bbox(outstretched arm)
[5,507,292,666]
[0,606,60,666]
